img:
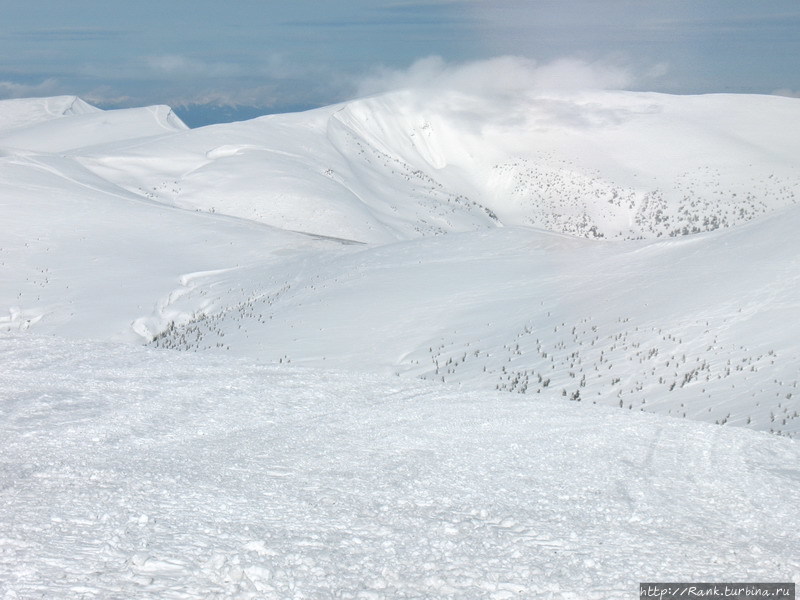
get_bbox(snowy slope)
[73,105,499,244]
[1,89,799,598]
[2,335,798,599]
[71,90,800,242]
[145,204,800,438]
[0,150,355,341]
[332,90,800,239]
[0,95,99,135]
[0,101,186,153]
[1,93,798,438]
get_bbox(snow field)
[64,91,800,243]
[145,213,800,438]
[1,335,799,599]
[0,96,100,136]
[1,91,798,438]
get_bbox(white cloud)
[356,55,638,97]
[147,55,191,73]
[773,89,800,99]
[145,53,317,82]
[0,78,60,99]
[645,62,671,80]
[175,87,280,107]
[525,57,634,90]
[81,86,133,107]
[146,55,244,78]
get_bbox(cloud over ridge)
[356,55,638,97]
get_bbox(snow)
[1,91,799,597]
[1,93,798,436]
[0,96,99,135]
[2,335,799,599]
[67,90,800,242]
[0,102,186,153]
[0,149,338,341]
[135,208,799,438]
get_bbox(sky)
[1,0,799,124]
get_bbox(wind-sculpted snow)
[0,103,186,153]
[0,96,99,135]
[0,149,350,340]
[69,102,500,243]
[1,335,799,599]
[328,90,800,240]
[60,90,800,243]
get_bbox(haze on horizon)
[1,1,799,124]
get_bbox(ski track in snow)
[1,335,799,599]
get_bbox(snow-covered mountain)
[0,95,99,133]
[71,90,800,242]
[1,91,798,436]
[1,91,799,597]
[0,95,186,153]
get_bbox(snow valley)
[1,90,799,598]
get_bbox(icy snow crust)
[2,335,799,599]
[1,92,799,596]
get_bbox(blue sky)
[1,0,799,116]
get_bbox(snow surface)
[2,335,799,599]
[71,90,800,242]
[2,94,797,436]
[1,91,799,597]
[0,99,186,154]
[0,96,99,136]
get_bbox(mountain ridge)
[1,90,798,437]
[61,89,800,242]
